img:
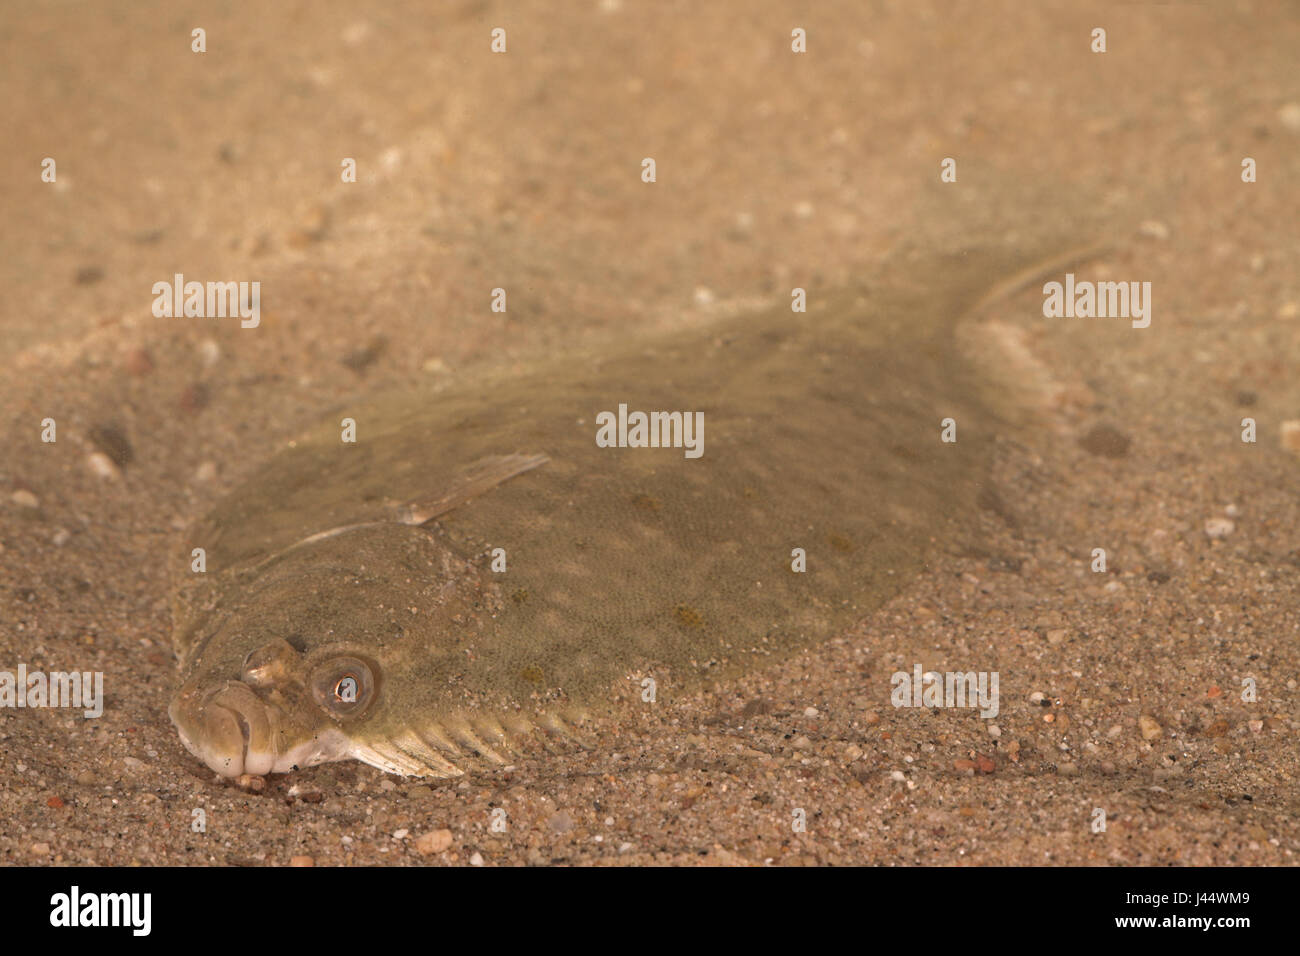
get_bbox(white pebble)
[803,706,819,718]
[1278,102,1300,132]
[86,452,121,480]
[10,489,39,509]
[1204,517,1235,539]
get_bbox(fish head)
[169,524,485,778]
[169,635,384,778]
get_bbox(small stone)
[618,842,633,854]
[1079,423,1131,458]
[47,796,65,809]
[953,759,976,772]
[1278,102,1300,132]
[10,489,39,509]
[1205,718,1230,738]
[86,451,121,480]
[791,735,813,750]
[1046,628,1068,646]
[289,855,314,867]
[693,287,715,307]
[415,829,453,855]
[31,843,51,857]
[548,811,574,833]
[1138,220,1170,240]
[1248,719,1264,734]
[1029,691,1046,704]
[392,829,409,840]
[803,706,820,718]
[975,754,995,774]
[793,200,815,219]
[197,338,221,368]
[1204,518,1235,539]
[123,348,154,377]
[843,743,863,762]
[862,711,880,725]
[987,724,1001,738]
[51,529,71,547]
[469,852,484,866]
[122,756,145,771]
[1281,421,1300,455]
[235,773,265,792]
[889,770,906,782]
[1057,762,1078,777]
[195,461,218,482]
[1138,714,1162,741]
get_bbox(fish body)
[169,246,1072,778]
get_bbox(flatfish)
[169,243,1100,778]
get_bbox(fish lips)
[169,678,347,777]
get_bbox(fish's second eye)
[309,656,377,719]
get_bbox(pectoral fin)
[395,453,550,525]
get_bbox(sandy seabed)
[1,1,1298,866]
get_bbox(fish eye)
[310,656,377,719]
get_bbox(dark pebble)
[1079,423,1131,458]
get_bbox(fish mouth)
[169,678,348,777]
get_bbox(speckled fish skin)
[169,246,1050,779]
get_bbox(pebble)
[1079,423,1131,458]
[1046,628,1067,646]
[803,706,820,718]
[86,451,121,480]
[1029,691,1045,704]
[1138,714,1162,741]
[1280,421,1300,455]
[10,489,39,509]
[693,287,715,307]
[195,461,218,482]
[469,852,484,866]
[123,348,154,377]
[289,855,314,867]
[548,811,574,833]
[1279,102,1300,132]
[1204,517,1235,539]
[1248,719,1264,734]
[51,529,71,547]
[843,743,863,762]
[392,829,409,840]
[889,770,906,782]
[198,338,221,368]
[415,829,453,855]
[1138,220,1170,240]
[987,723,1001,738]
[31,843,51,857]
[235,773,265,792]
